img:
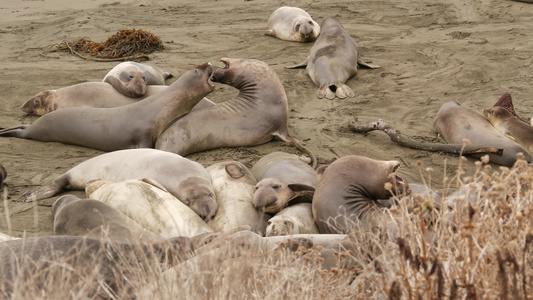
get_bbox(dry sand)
[0,0,532,237]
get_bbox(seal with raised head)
[20,149,218,220]
[264,6,320,42]
[312,155,408,234]
[286,17,380,100]
[265,203,319,236]
[434,101,533,166]
[102,61,172,97]
[0,63,214,152]
[206,161,269,235]
[52,194,162,243]
[251,151,317,214]
[156,58,317,168]
[483,106,533,153]
[86,178,214,237]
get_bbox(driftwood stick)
[65,42,150,62]
[348,119,504,156]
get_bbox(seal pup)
[265,203,319,236]
[206,161,269,235]
[483,106,533,153]
[156,58,317,168]
[434,101,533,166]
[286,17,380,100]
[20,149,218,220]
[312,155,408,234]
[86,179,214,238]
[251,151,317,214]
[52,195,162,243]
[0,62,214,152]
[102,61,172,97]
[264,6,320,42]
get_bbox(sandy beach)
[0,0,532,237]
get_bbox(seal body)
[206,161,269,235]
[483,106,533,153]
[434,101,533,166]
[86,179,214,238]
[264,6,320,42]
[52,195,162,242]
[102,61,172,97]
[312,155,407,234]
[20,149,218,220]
[156,58,316,167]
[286,17,379,99]
[265,203,319,236]
[251,151,317,214]
[0,63,214,152]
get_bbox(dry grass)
[2,155,533,299]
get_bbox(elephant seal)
[434,101,533,166]
[86,178,214,238]
[20,149,218,220]
[312,155,408,234]
[251,151,317,214]
[286,17,380,100]
[102,61,172,97]
[52,195,162,242]
[206,161,269,235]
[483,106,533,153]
[156,58,317,168]
[264,6,320,42]
[265,203,319,236]
[0,63,214,152]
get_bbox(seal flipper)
[285,59,309,69]
[357,57,380,69]
[0,125,30,138]
[337,83,354,99]
[19,174,70,202]
[264,29,275,37]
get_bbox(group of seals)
[102,61,172,97]
[0,62,214,151]
[265,6,320,42]
[287,17,380,99]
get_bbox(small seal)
[483,106,533,153]
[264,6,320,42]
[265,203,319,236]
[102,61,172,97]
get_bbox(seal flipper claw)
[19,175,70,202]
[337,83,354,98]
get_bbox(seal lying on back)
[264,6,320,42]
[483,106,533,153]
[433,101,533,166]
[251,151,317,214]
[20,149,218,220]
[52,195,162,243]
[206,161,269,235]
[286,17,380,100]
[0,63,214,152]
[102,61,172,97]
[156,58,317,168]
[312,155,408,234]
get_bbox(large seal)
[434,101,533,166]
[86,178,214,237]
[155,58,317,168]
[206,161,269,235]
[264,6,320,42]
[102,61,172,97]
[251,151,317,214]
[265,203,319,236]
[52,194,162,242]
[0,63,214,152]
[483,106,533,153]
[20,149,218,220]
[20,83,166,116]
[312,155,408,234]
[286,17,380,100]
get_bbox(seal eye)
[272,184,281,190]
[267,221,271,225]
[208,193,214,198]
[308,21,313,25]
[295,24,300,31]
[128,75,134,79]
[194,69,199,74]
[34,100,41,106]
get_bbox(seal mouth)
[206,62,215,89]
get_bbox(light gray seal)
[264,6,320,42]
[52,194,162,243]
[286,17,380,99]
[19,149,218,220]
[251,151,317,214]
[483,106,533,153]
[155,58,317,168]
[434,100,533,166]
[102,61,172,97]
[312,155,408,234]
[265,203,319,236]
[0,63,214,152]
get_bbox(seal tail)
[19,175,69,202]
[0,125,30,137]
